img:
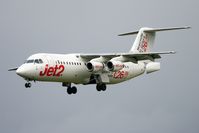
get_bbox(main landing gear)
[63,82,107,95]
[96,83,106,91]
[67,86,77,95]
[62,83,77,95]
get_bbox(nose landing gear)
[25,82,31,88]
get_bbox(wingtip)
[170,51,176,54]
[184,26,191,29]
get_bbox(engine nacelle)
[107,61,124,71]
[146,62,160,74]
[86,62,104,72]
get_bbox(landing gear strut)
[62,83,77,95]
[25,82,31,88]
[96,83,106,91]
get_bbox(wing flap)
[122,51,175,61]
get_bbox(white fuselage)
[16,53,146,85]
[11,26,188,94]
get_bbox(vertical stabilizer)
[118,27,190,53]
[130,27,155,53]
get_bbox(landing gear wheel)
[67,86,77,95]
[71,86,77,94]
[67,87,72,95]
[25,82,31,88]
[96,84,101,91]
[96,83,106,91]
[101,84,106,91]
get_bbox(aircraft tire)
[67,86,77,94]
[96,84,101,91]
[71,86,77,94]
[101,84,106,91]
[96,84,106,91]
[67,87,72,95]
[25,83,31,88]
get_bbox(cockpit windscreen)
[26,59,43,64]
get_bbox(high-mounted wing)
[80,51,175,62]
[80,53,119,62]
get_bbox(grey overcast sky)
[0,0,198,133]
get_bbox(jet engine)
[86,62,104,72]
[107,61,124,71]
[146,62,160,74]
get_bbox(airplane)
[8,27,190,95]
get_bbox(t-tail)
[118,27,190,53]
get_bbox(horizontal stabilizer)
[118,27,190,36]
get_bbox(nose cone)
[16,65,29,78]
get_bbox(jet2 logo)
[137,33,148,52]
[39,64,65,77]
[113,71,128,79]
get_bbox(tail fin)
[131,27,155,53]
[118,27,190,53]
